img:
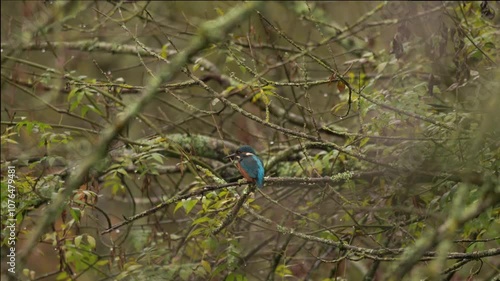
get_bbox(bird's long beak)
[225,153,236,159]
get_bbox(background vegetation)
[1,1,499,280]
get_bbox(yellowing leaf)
[360,72,366,86]
[337,80,346,92]
[23,268,30,277]
[201,260,212,274]
[215,7,224,16]
[348,72,356,84]
[161,44,169,59]
[331,101,347,113]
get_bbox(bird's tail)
[256,177,264,188]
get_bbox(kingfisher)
[226,145,265,188]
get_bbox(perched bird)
[226,145,264,188]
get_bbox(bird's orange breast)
[236,162,255,183]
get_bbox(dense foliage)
[1,1,499,281]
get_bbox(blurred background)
[1,1,499,281]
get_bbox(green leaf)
[179,268,192,281]
[86,235,96,249]
[96,260,109,266]
[226,273,236,281]
[359,137,370,147]
[212,263,227,277]
[74,235,82,247]
[275,264,292,277]
[174,201,184,214]
[192,216,210,225]
[115,168,129,176]
[48,156,56,167]
[238,65,247,74]
[151,153,164,164]
[483,42,495,50]
[69,89,85,112]
[183,199,198,214]
[56,271,69,280]
[67,87,78,102]
[70,208,81,222]
[82,104,103,117]
[188,227,206,238]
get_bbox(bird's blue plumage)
[239,154,264,188]
[230,145,265,188]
